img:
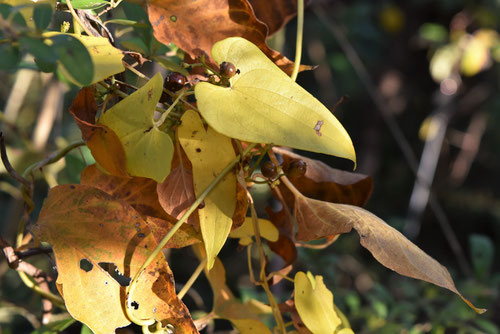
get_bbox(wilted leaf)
[70,87,129,178]
[81,164,200,248]
[195,37,356,163]
[178,110,236,269]
[294,271,341,334]
[291,191,486,314]
[274,147,372,206]
[100,73,174,183]
[44,32,124,86]
[147,0,303,75]
[197,247,271,334]
[229,217,278,246]
[249,0,297,36]
[157,140,199,227]
[34,185,198,334]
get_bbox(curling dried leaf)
[70,87,128,178]
[249,0,297,35]
[294,271,341,334]
[195,37,355,163]
[178,110,236,269]
[292,191,486,314]
[33,185,198,334]
[99,73,174,183]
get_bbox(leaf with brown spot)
[249,0,297,36]
[81,164,200,249]
[33,185,199,334]
[274,147,373,207]
[147,0,308,75]
[289,187,485,314]
[70,87,129,178]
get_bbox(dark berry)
[164,72,186,92]
[288,159,307,178]
[220,61,237,78]
[261,161,277,179]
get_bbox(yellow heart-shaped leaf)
[195,37,356,164]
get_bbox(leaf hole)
[79,259,93,272]
[131,301,139,310]
[98,262,131,286]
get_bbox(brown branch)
[0,132,31,190]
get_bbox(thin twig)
[177,258,207,300]
[290,0,304,81]
[0,133,31,190]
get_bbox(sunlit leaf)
[147,0,303,74]
[60,0,110,10]
[178,110,236,269]
[99,73,174,182]
[291,190,486,314]
[195,37,356,163]
[44,32,125,86]
[294,271,341,334]
[34,185,198,334]
[229,217,278,246]
[50,34,94,86]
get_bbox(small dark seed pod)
[288,159,307,178]
[164,72,187,92]
[261,161,278,179]
[220,61,237,78]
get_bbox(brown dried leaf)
[70,87,128,178]
[274,147,373,207]
[147,0,307,75]
[33,185,199,334]
[81,164,201,249]
[249,0,297,36]
[278,298,312,334]
[292,192,486,314]
[157,140,199,228]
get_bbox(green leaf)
[45,32,124,86]
[19,37,57,72]
[154,55,189,76]
[33,3,52,30]
[60,0,110,10]
[103,19,149,28]
[50,34,93,86]
[470,234,494,280]
[0,44,20,70]
[99,73,174,182]
[31,317,76,334]
[195,37,356,164]
[294,271,341,334]
[80,324,93,334]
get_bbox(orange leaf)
[249,0,297,36]
[81,164,200,248]
[147,0,308,75]
[70,87,128,178]
[291,191,486,314]
[34,185,199,333]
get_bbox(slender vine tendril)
[290,0,304,82]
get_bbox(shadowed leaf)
[274,147,372,206]
[147,0,305,75]
[249,0,297,36]
[291,189,485,314]
[33,185,198,334]
[195,37,356,163]
[178,110,236,269]
[70,87,129,178]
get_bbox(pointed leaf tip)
[195,37,356,164]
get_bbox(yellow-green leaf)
[178,110,236,269]
[294,271,341,334]
[195,37,355,164]
[229,217,279,246]
[44,32,124,85]
[99,73,174,182]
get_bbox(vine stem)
[177,257,207,300]
[66,0,93,37]
[249,201,286,333]
[290,0,304,82]
[154,89,185,128]
[125,142,259,327]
